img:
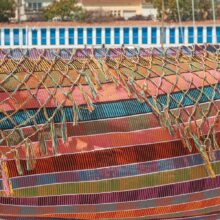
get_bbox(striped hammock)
[0,44,220,219]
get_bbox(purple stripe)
[2,174,220,206]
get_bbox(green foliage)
[43,0,85,21]
[153,0,213,22]
[0,0,15,22]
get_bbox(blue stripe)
[2,150,217,191]
[0,84,219,130]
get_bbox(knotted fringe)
[85,75,98,99]
[61,108,68,143]
[38,129,48,156]
[191,134,215,178]
[73,101,80,126]
[25,140,36,171]
[51,121,58,155]
[79,84,95,112]
[1,156,13,196]
[14,149,23,175]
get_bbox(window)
[41,29,47,45]
[105,28,111,44]
[133,27,138,44]
[169,28,175,44]
[78,28,83,45]
[32,29,38,45]
[160,27,166,44]
[142,28,147,44]
[123,28,129,44]
[22,29,26,45]
[179,27,184,44]
[27,2,42,11]
[151,27,157,44]
[87,28,93,45]
[33,2,37,10]
[50,28,56,45]
[68,28,74,45]
[197,27,203,43]
[59,28,65,45]
[114,28,120,44]
[188,27,194,44]
[13,29,19,45]
[4,29,10,46]
[207,27,212,43]
[37,2,42,9]
[96,28,102,45]
[217,27,220,43]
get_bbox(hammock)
[1,44,220,219]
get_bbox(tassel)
[164,107,174,136]
[61,108,68,143]
[51,121,58,155]
[14,150,23,175]
[1,156,13,196]
[25,140,31,171]
[179,127,192,151]
[25,140,36,171]
[30,143,36,170]
[79,84,95,113]
[86,95,95,112]
[191,134,215,178]
[73,102,80,126]
[38,129,48,156]
[85,75,98,99]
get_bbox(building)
[15,0,54,22]
[80,0,156,20]
[0,20,219,48]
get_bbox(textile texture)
[1,44,220,219]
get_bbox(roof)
[0,19,219,28]
[81,0,142,6]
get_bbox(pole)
[211,0,216,43]
[192,0,195,27]
[161,0,165,49]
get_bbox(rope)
[0,45,220,195]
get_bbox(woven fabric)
[1,44,220,219]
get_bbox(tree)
[153,0,212,22]
[0,0,15,22]
[43,0,85,21]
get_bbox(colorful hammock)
[1,44,220,219]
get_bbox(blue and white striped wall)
[0,25,219,48]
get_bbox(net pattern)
[1,44,220,195]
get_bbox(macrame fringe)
[61,108,68,143]
[1,156,13,196]
[73,101,80,126]
[38,129,48,156]
[25,140,36,171]
[79,84,95,112]
[51,121,58,155]
[14,149,23,175]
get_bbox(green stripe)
[7,161,220,198]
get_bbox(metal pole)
[192,0,195,27]
[211,0,216,43]
[161,0,165,49]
